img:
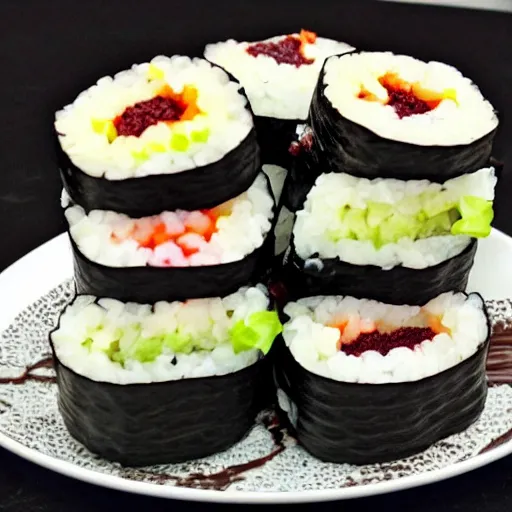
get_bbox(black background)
[0,0,511,510]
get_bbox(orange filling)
[111,209,219,255]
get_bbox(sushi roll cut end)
[294,168,496,270]
[51,286,282,384]
[282,292,489,383]
[322,51,498,146]
[204,30,354,120]
[66,172,274,269]
[55,55,254,180]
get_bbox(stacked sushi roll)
[276,51,500,463]
[205,30,354,264]
[52,55,284,465]
[49,42,501,469]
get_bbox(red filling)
[111,208,220,257]
[246,30,316,67]
[358,72,443,119]
[114,96,186,137]
[384,89,431,119]
[341,327,437,357]
[113,85,201,138]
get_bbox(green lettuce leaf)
[163,331,194,354]
[230,310,282,355]
[132,336,165,363]
[451,196,494,238]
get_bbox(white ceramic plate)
[0,231,511,504]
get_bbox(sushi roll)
[308,51,499,181]
[55,55,260,217]
[50,286,283,466]
[64,173,275,303]
[276,292,490,464]
[284,168,496,305]
[204,30,353,167]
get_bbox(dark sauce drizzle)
[0,356,55,385]
[487,322,512,386]
[120,410,288,491]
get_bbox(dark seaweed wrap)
[57,127,260,218]
[70,174,277,303]
[281,238,477,306]
[308,51,498,182]
[281,150,319,212]
[253,116,300,168]
[56,65,261,217]
[51,345,265,466]
[275,310,490,464]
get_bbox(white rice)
[293,167,496,269]
[65,173,274,268]
[51,286,272,384]
[282,292,488,384]
[204,34,353,120]
[323,51,498,146]
[55,55,253,179]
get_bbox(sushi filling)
[338,327,436,356]
[204,32,353,119]
[246,29,316,67]
[358,72,455,119]
[293,168,496,269]
[51,286,283,384]
[282,292,488,383]
[323,51,498,145]
[64,173,274,267]
[113,84,201,138]
[55,55,253,179]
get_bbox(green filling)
[170,133,190,152]
[81,310,282,365]
[91,119,117,143]
[230,311,283,355]
[191,128,210,143]
[326,194,493,246]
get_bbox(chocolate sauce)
[0,356,55,385]
[479,426,512,454]
[122,410,288,491]
[487,323,512,385]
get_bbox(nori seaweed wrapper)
[57,127,260,218]
[69,173,277,303]
[275,314,490,464]
[253,116,300,168]
[308,51,498,182]
[281,148,319,213]
[51,344,265,466]
[56,64,261,218]
[281,238,478,306]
